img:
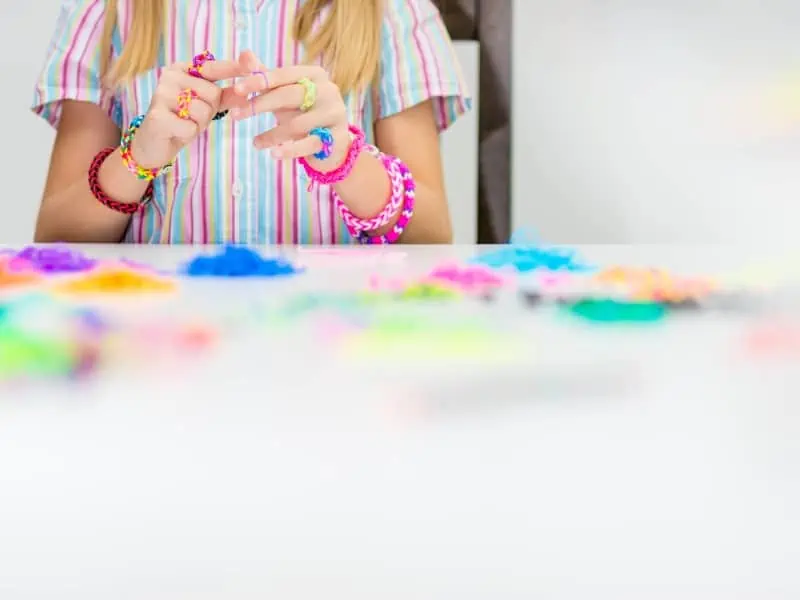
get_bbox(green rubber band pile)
[0,330,79,377]
[564,299,667,323]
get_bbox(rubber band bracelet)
[298,125,366,187]
[354,156,416,245]
[334,152,404,233]
[188,50,215,78]
[89,147,153,215]
[187,50,228,121]
[119,115,174,181]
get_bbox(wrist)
[129,136,167,171]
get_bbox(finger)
[174,71,222,105]
[239,50,262,73]
[150,108,199,142]
[168,88,215,124]
[267,135,325,160]
[219,86,250,112]
[232,85,305,120]
[180,97,215,125]
[260,65,328,89]
[192,59,248,83]
[234,70,271,97]
[252,111,327,148]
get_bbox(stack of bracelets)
[299,125,415,244]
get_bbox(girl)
[32,0,470,244]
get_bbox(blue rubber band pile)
[472,230,589,272]
[184,245,300,277]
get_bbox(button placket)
[234,1,258,242]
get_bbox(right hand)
[130,60,248,169]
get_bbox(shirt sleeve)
[377,0,472,132]
[31,0,121,129]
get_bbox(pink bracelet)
[334,153,404,233]
[298,125,365,187]
[355,157,416,245]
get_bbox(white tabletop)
[0,244,799,599]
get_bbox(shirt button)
[236,18,248,31]
[232,181,243,197]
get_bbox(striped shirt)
[32,0,471,244]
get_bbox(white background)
[0,2,479,244]
[513,0,800,243]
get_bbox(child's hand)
[131,60,247,169]
[231,51,350,167]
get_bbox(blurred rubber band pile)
[0,236,797,384]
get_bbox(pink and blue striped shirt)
[33,0,470,244]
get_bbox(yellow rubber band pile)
[56,270,175,295]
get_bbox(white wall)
[513,0,800,243]
[443,41,479,244]
[0,0,55,243]
[0,2,479,244]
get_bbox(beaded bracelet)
[333,152,404,233]
[354,156,416,245]
[89,147,153,215]
[119,115,174,181]
[298,125,365,187]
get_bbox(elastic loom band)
[184,245,300,277]
[10,246,96,274]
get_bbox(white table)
[0,244,799,599]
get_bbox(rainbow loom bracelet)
[334,152,404,233]
[119,115,174,181]
[355,156,416,245]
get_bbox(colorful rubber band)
[177,89,198,120]
[309,127,334,160]
[119,115,174,181]
[187,51,227,121]
[187,50,215,78]
[298,125,365,187]
[297,77,316,112]
[253,70,269,90]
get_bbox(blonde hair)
[100,0,382,94]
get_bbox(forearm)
[35,150,150,243]
[331,151,452,244]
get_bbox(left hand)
[231,51,350,165]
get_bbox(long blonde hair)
[100,0,382,93]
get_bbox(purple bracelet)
[355,157,415,245]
